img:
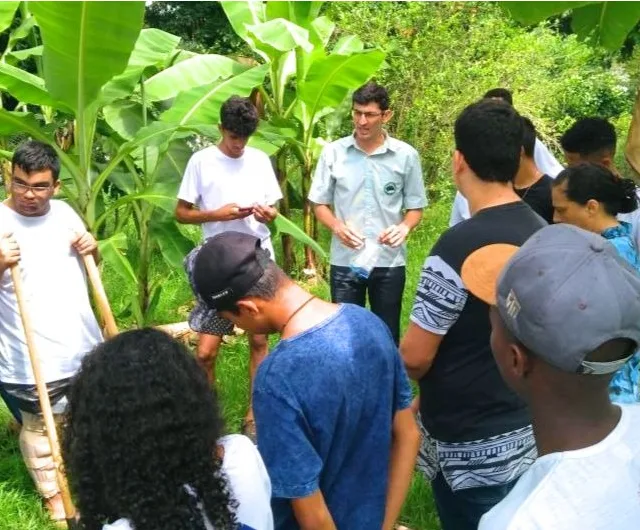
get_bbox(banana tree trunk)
[2,158,10,196]
[301,157,316,274]
[275,151,295,272]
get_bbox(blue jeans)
[431,472,516,530]
[330,265,406,344]
[0,382,22,424]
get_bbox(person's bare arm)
[313,203,363,249]
[401,322,444,380]
[382,408,421,530]
[291,491,337,530]
[174,199,253,224]
[402,209,423,231]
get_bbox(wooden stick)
[82,254,118,339]
[10,265,78,528]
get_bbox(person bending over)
[189,232,420,530]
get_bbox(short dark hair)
[12,140,60,181]
[483,88,513,106]
[560,118,616,157]
[554,162,638,216]
[226,259,287,314]
[352,81,390,111]
[521,117,536,158]
[220,95,259,137]
[454,100,523,183]
[244,261,286,298]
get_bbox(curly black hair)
[62,328,238,530]
[220,95,259,137]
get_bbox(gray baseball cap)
[463,223,640,375]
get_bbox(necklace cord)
[281,295,316,334]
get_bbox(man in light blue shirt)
[309,82,427,343]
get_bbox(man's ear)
[511,343,534,380]
[600,152,614,170]
[453,150,466,175]
[236,299,260,316]
[382,109,394,124]
[53,180,61,196]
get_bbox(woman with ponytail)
[552,162,640,403]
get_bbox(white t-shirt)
[617,188,640,252]
[449,138,563,227]
[177,145,282,256]
[102,434,273,530]
[479,404,640,530]
[0,201,102,384]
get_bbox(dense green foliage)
[145,1,247,55]
[326,1,635,203]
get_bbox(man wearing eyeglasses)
[0,140,102,523]
[309,82,427,344]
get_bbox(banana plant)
[221,0,386,272]
[0,1,327,324]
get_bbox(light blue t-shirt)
[602,222,640,404]
[253,304,413,530]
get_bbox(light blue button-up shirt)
[309,133,427,267]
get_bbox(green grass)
[0,201,450,529]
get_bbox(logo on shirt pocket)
[383,182,399,196]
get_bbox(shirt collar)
[347,130,397,154]
[602,221,632,239]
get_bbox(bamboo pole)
[82,254,118,339]
[9,265,77,529]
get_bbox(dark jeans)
[330,265,406,344]
[431,472,517,530]
[0,382,22,424]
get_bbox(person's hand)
[213,203,254,222]
[253,204,278,223]
[332,221,364,249]
[0,232,20,271]
[71,231,98,256]
[379,223,410,248]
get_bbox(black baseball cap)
[187,232,270,311]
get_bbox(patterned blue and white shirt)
[602,221,640,404]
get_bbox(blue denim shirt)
[253,304,413,529]
[602,222,640,404]
[309,133,427,267]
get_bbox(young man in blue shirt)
[187,231,420,530]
